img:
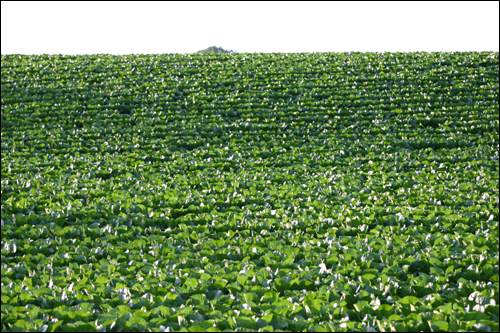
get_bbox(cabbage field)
[1,51,499,332]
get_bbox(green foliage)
[197,45,236,54]
[1,51,499,332]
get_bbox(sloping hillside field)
[1,52,499,332]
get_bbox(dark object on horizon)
[197,46,236,54]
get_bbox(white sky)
[1,1,499,55]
